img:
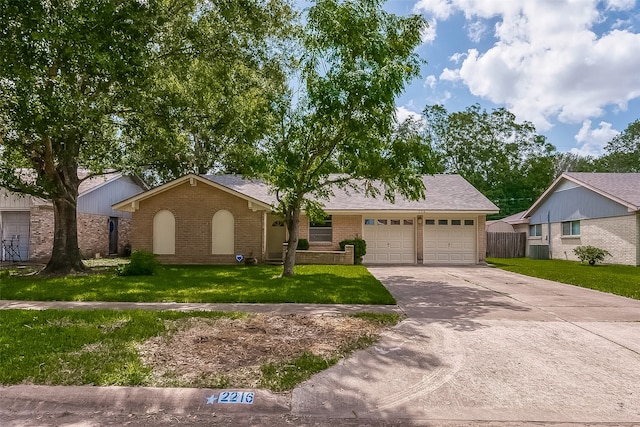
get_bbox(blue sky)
[384,0,640,155]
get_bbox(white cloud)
[420,19,437,44]
[428,0,640,130]
[571,120,620,156]
[413,0,454,20]
[605,0,636,11]
[439,67,460,82]
[424,75,437,89]
[449,52,466,64]
[396,106,425,125]
[467,20,487,43]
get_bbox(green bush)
[297,238,310,250]
[118,250,160,276]
[339,237,367,264]
[573,245,611,265]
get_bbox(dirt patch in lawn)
[138,313,389,389]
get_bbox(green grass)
[0,310,401,390]
[0,264,395,305]
[0,309,243,386]
[488,258,640,300]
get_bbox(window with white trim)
[530,224,542,237]
[561,220,580,236]
[310,215,332,242]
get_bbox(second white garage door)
[362,217,415,264]
[423,218,476,264]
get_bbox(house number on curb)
[206,391,254,405]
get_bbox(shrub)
[297,238,310,250]
[573,245,611,265]
[117,250,160,276]
[339,237,367,264]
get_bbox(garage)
[0,211,30,261]
[362,217,415,264]
[423,218,476,264]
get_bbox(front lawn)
[488,258,640,300]
[0,264,395,305]
[0,309,400,389]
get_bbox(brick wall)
[301,214,362,251]
[78,213,109,258]
[29,206,54,261]
[283,243,354,265]
[130,180,264,264]
[29,207,128,261]
[550,214,638,265]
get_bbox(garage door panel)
[424,218,476,265]
[363,218,415,264]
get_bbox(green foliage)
[422,104,556,217]
[296,238,310,250]
[573,245,611,265]
[117,250,160,276]
[0,0,295,273]
[0,309,239,386]
[260,352,336,392]
[599,119,640,172]
[488,258,639,300]
[1,265,396,304]
[350,312,403,326]
[339,237,367,264]
[261,0,428,276]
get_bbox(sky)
[384,0,640,156]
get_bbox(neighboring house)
[113,174,498,265]
[0,172,146,262]
[486,211,528,233]
[524,172,640,266]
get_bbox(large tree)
[598,119,640,172]
[258,0,428,276]
[0,0,293,273]
[422,104,556,217]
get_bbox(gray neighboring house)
[1,172,146,262]
[524,172,640,266]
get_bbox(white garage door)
[424,218,476,264]
[1,211,30,261]
[362,217,415,264]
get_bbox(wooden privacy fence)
[486,232,526,258]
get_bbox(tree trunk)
[282,208,300,277]
[42,175,86,275]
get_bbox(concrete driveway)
[292,265,640,424]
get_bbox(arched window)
[153,210,175,254]
[212,210,234,254]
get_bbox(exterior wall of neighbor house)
[300,214,362,251]
[486,221,515,233]
[130,180,264,264]
[28,207,133,261]
[29,205,54,261]
[549,214,638,266]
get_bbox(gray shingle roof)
[565,172,640,209]
[203,174,498,213]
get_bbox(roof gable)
[525,173,640,218]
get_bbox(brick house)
[524,172,640,266]
[0,172,146,262]
[113,174,498,265]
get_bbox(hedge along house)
[524,172,640,266]
[0,172,146,262]
[113,174,498,265]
